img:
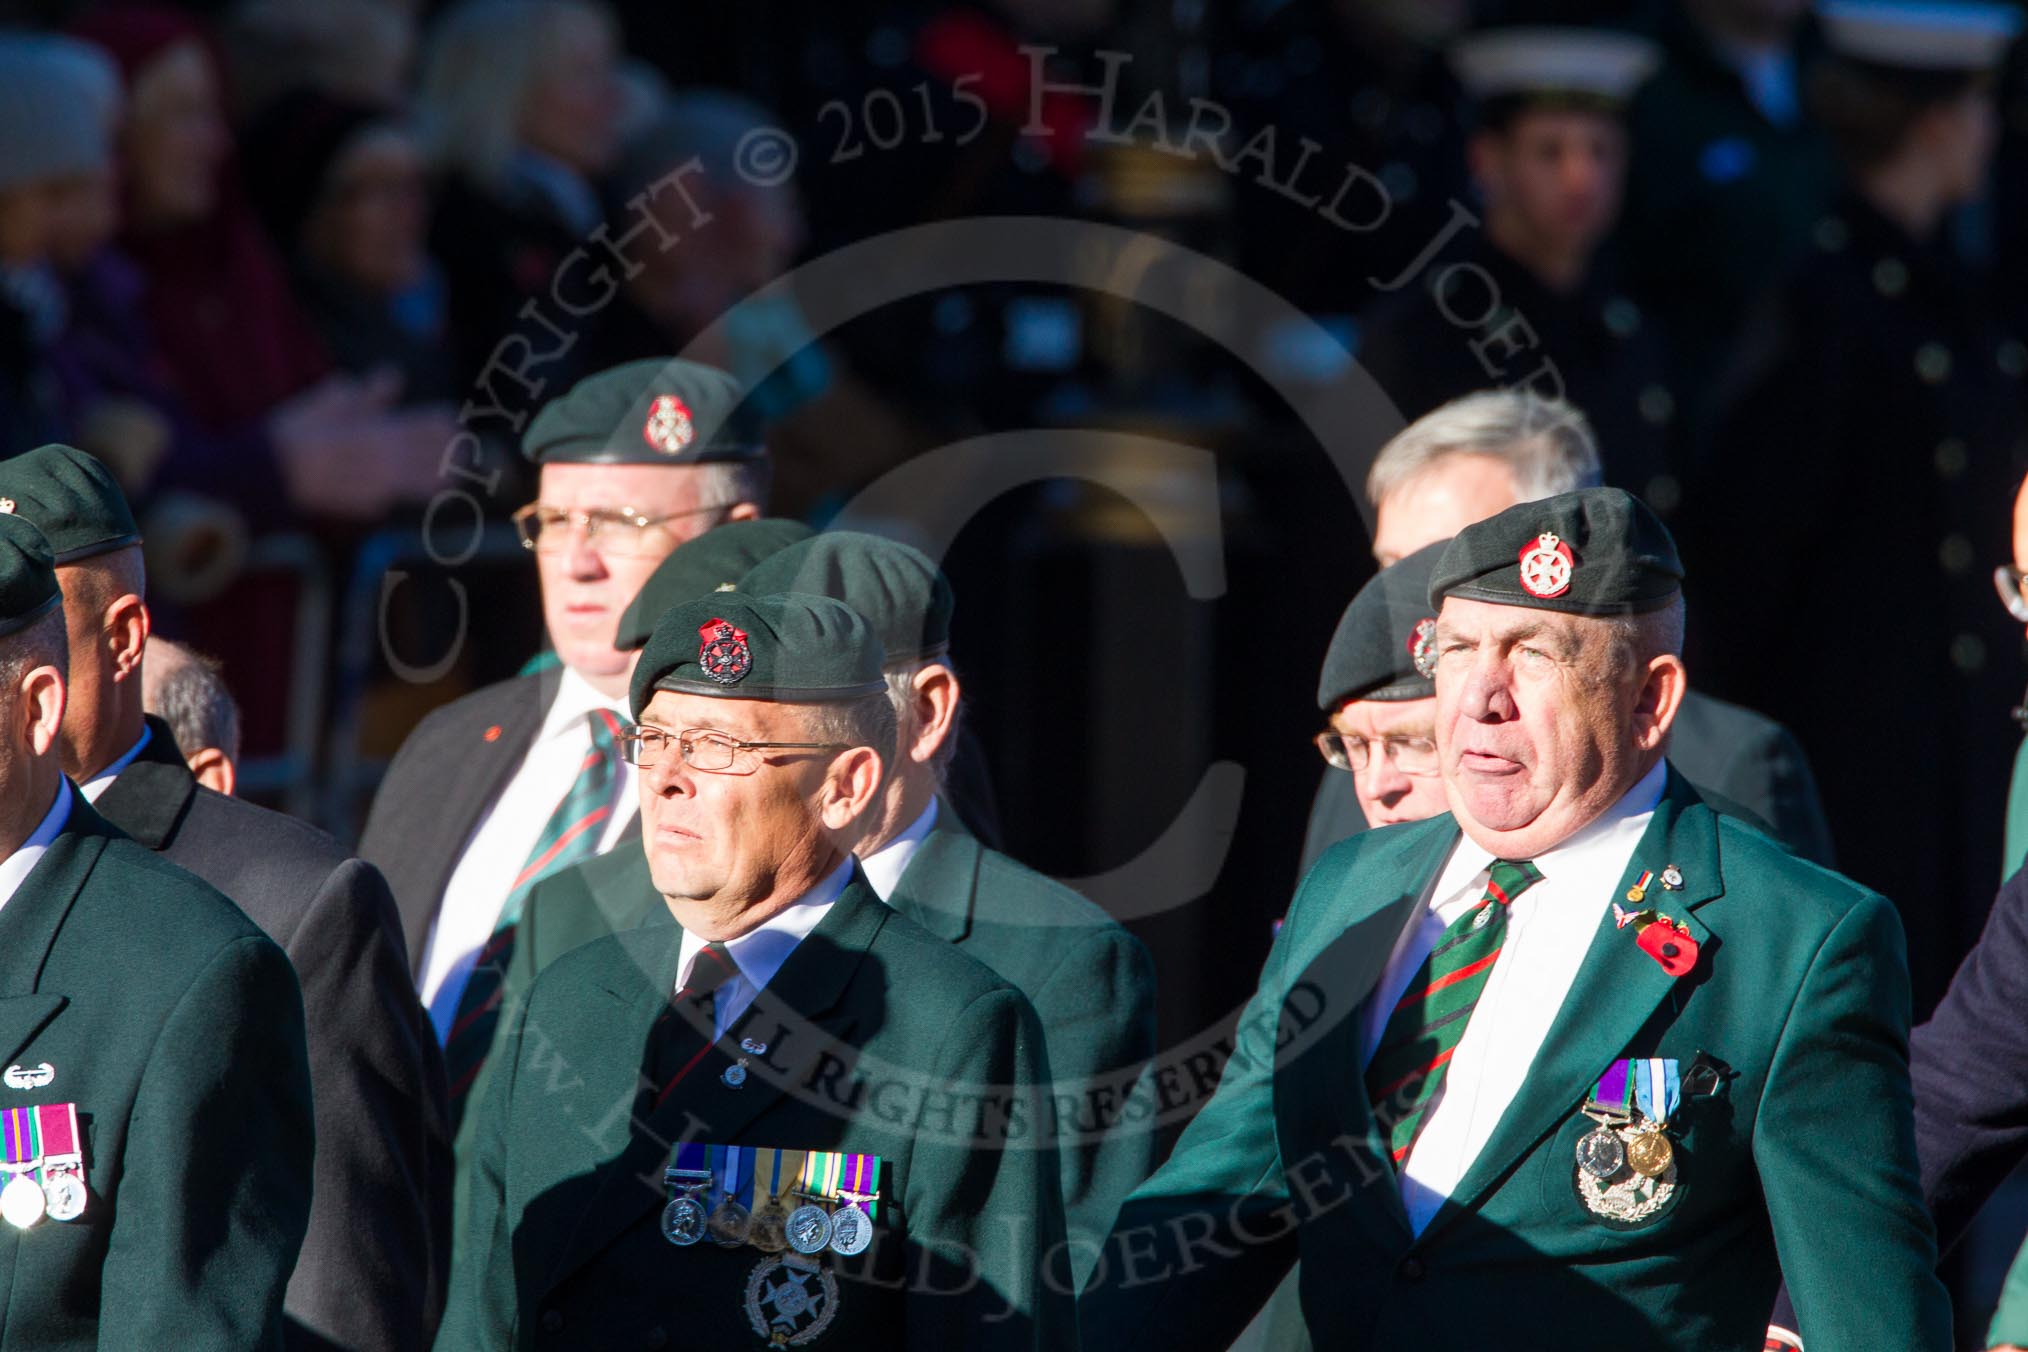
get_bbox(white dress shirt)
[857,799,938,903]
[675,858,852,1037]
[0,781,72,916]
[1362,761,1668,1235]
[420,667,638,1041]
[79,725,151,803]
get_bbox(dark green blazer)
[1080,772,1950,1352]
[0,791,314,1348]
[460,811,1158,1273]
[438,870,1073,1350]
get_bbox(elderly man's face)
[1433,598,1656,856]
[1329,696,1449,827]
[636,690,838,912]
[1372,455,1521,566]
[533,463,734,689]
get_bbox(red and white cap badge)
[1518,531,1574,599]
[697,618,752,684]
[1408,617,1439,679]
[643,394,697,455]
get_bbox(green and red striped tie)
[443,708,625,1120]
[1364,857,1543,1167]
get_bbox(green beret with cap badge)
[613,518,815,651]
[629,592,888,720]
[1429,486,1683,616]
[0,443,140,564]
[738,531,954,666]
[522,357,764,465]
[0,512,61,639]
[1318,541,1447,710]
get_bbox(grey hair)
[0,606,68,703]
[418,0,613,188]
[144,640,242,762]
[1365,390,1603,508]
[799,691,897,776]
[693,458,772,516]
[1604,596,1687,681]
[882,659,960,789]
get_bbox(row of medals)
[0,1164,84,1229]
[662,1166,875,1259]
[1577,1109,1674,1180]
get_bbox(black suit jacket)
[96,719,451,1352]
[1297,689,1836,876]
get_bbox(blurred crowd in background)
[2,0,2027,1311]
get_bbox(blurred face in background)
[305,124,430,295]
[1328,696,1450,826]
[123,39,229,229]
[44,170,119,272]
[518,4,622,176]
[0,181,56,268]
[1922,83,2001,208]
[1371,454,1521,566]
[1472,108,1628,265]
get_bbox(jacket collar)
[90,715,196,851]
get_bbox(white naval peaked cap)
[1819,1,2023,72]
[1450,26,1661,104]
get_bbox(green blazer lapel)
[1419,772,1722,1247]
[1285,818,1461,1249]
[888,819,980,943]
[546,871,892,1289]
[0,791,124,1062]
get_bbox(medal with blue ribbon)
[747,1148,800,1254]
[1626,1059,1681,1177]
[707,1146,754,1248]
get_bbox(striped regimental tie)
[443,708,625,1121]
[1364,858,1544,1167]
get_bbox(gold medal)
[1626,1128,1674,1178]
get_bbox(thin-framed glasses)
[619,725,851,772]
[1995,564,2028,623]
[1313,730,1440,777]
[511,501,732,556]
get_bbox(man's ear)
[19,664,65,758]
[187,746,235,797]
[725,502,762,522]
[818,745,884,831]
[907,664,960,767]
[105,594,149,686]
[1631,653,1688,754]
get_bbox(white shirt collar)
[0,781,72,913]
[858,800,939,902]
[540,665,633,744]
[1438,759,1670,898]
[79,725,152,804]
[676,855,854,997]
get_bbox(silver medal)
[709,1198,753,1248]
[786,1202,834,1256]
[40,1169,84,1222]
[661,1193,707,1246]
[827,1201,871,1257]
[0,1172,44,1229]
[1575,1124,1626,1180]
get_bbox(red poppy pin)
[1518,531,1575,599]
[1611,904,1700,977]
[643,394,697,455]
[698,618,752,684]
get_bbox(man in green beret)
[482,530,1157,1281]
[441,592,1070,1349]
[360,357,773,1127]
[0,443,450,1351]
[1082,487,1948,1350]
[0,510,315,1346]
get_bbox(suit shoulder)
[88,834,273,950]
[1308,814,1456,883]
[1674,690,1794,750]
[186,788,350,872]
[393,673,548,756]
[1714,813,1886,931]
[973,846,1129,936]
